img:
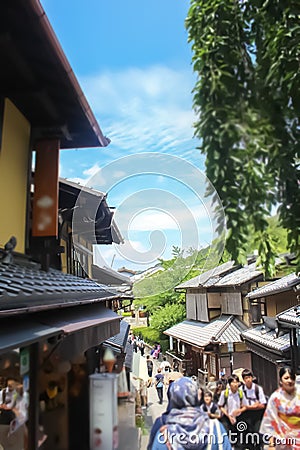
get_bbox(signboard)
[227,342,234,353]
[20,347,30,375]
[89,373,118,450]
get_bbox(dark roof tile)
[0,261,118,315]
[247,273,300,300]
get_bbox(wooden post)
[28,343,39,450]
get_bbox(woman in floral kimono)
[260,367,300,450]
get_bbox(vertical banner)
[89,373,118,450]
[32,139,59,237]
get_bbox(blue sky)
[42,1,224,272]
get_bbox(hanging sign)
[89,373,118,450]
[20,347,30,375]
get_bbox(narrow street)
[140,358,169,450]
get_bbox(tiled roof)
[0,261,118,315]
[92,264,132,286]
[213,263,262,287]
[175,261,236,289]
[164,315,247,347]
[277,305,300,326]
[104,319,130,352]
[242,324,290,353]
[59,177,106,198]
[247,273,300,300]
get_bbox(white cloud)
[83,163,101,178]
[80,65,200,162]
[129,210,179,231]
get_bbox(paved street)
[140,360,168,450]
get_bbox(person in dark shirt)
[213,381,224,404]
[146,355,153,377]
[154,369,164,404]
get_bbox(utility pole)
[228,342,234,374]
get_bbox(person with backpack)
[239,369,267,450]
[218,374,247,448]
[155,368,165,404]
[150,377,232,450]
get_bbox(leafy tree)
[186,0,300,276]
[150,303,186,334]
[132,248,210,332]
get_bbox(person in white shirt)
[0,378,18,409]
[159,357,171,374]
[240,369,267,450]
[218,374,247,449]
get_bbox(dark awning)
[0,319,61,355]
[103,319,130,353]
[0,304,120,359]
[38,304,121,359]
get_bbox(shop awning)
[37,304,121,359]
[103,319,130,353]
[0,304,120,359]
[0,320,61,355]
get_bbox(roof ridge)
[214,315,233,340]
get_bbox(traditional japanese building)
[242,273,300,395]
[0,1,124,448]
[165,261,263,379]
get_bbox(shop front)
[0,265,121,450]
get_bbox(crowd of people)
[127,332,300,449]
[143,352,300,450]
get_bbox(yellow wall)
[0,99,31,253]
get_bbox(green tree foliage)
[150,303,186,334]
[186,0,300,276]
[133,248,210,333]
[133,247,209,300]
[131,326,169,352]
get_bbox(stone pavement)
[140,382,168,449]
[117,396,140,450]
[117,356,168,450]
[140,360,168,450]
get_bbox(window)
[249,299,266,324]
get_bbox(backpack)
[222,387,243,408]
[241,383,259,403]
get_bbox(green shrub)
[131,326,169,353]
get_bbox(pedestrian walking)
[218,374,247,449]
[213,381,224,404]
[150,376,232,449]
[152,344,161,359]
[146,355,154,377]
[160,357,171,374]
[218,371,228,390]
[154,368,164,405]
[139,339,145,356]
[172,359,180,372]
[201,390,221,419]
[239,368,267,450]
[260,366,300,449]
